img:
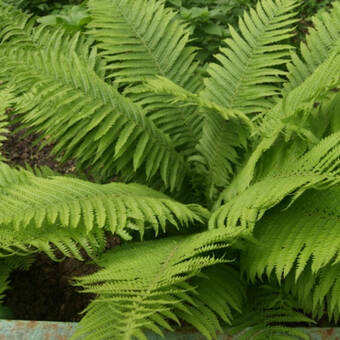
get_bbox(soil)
[5,254,98,322]
[3,235,120,322]
[0,116,121,322]
[2,112,75,173]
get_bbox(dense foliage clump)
[0,0,339,339]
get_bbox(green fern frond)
[87,0,201,89]
[72,229,245,340]
[226,282,315,340]
[230,310,312,340]
[202,0,298,114]
[146,76,252,125]
[178,265,246,334]
[0,221,106,260]
[241,187,340,281]
[145,76,253,198]
[216,51,340,205]
[284,1,340,92]
[210,132,340,230]
[190,0,299,198]
[0,45,188,190]
[88,0,204,158]
[229,285,314,340]
[0,163,204,242]
[0,87,14,161]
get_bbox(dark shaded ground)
[4,235,120,322]
[5,254,98,322]
[1,117,121,322]
[2,112,75,173]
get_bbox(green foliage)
[0,87,14,161]
[0,0,339,338]
[37,5,90,32]
[72,230,245,340]
[228,285,315,339]
[0,163,204,258]
[165,0,257,63]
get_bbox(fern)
[214,50,340,206]
[87,0,205,161]
[0,0,339,338]
[202,0,298,114]
[87,0,201,89]
[228,285,314,340]
[0,44,188,190]
[0,163,204,241]
[0,87,14,160]
[72,229,245,340]
[284,1,340,92]
[241,187,340,280]
[210,132,340,230]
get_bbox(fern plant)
[0,0,339,339]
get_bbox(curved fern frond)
[0,163,205,242]
[72,229,245,340]
[0,223,106,260]
[241,187,340,281]
[0,87,14,161]
[210,132,340,229]
[190,0,299,198]
[146,76,252,124]
[145,76,253,195]
[202,0,298,114]
[0,46,187,190]
[87,0,201,89]
[284,1,340,92]
[88,0,204,158]
[216,51,340,205]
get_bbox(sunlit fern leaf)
[0,87,14,161]
[284,1,340,93]
[88,0,203,157]
[71,229,245,340]
[145,76,252,125]
[202,0,298,115]
[216,51,340,205]
[0,3,105,79]
[0,222,106,260]
[210,132,340,230]
[87,0,201,89]
[0,163,205,240]
[0,46,188,190]
[192,0,299,199]
[329,93,340,133]
[241,187,340,282]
